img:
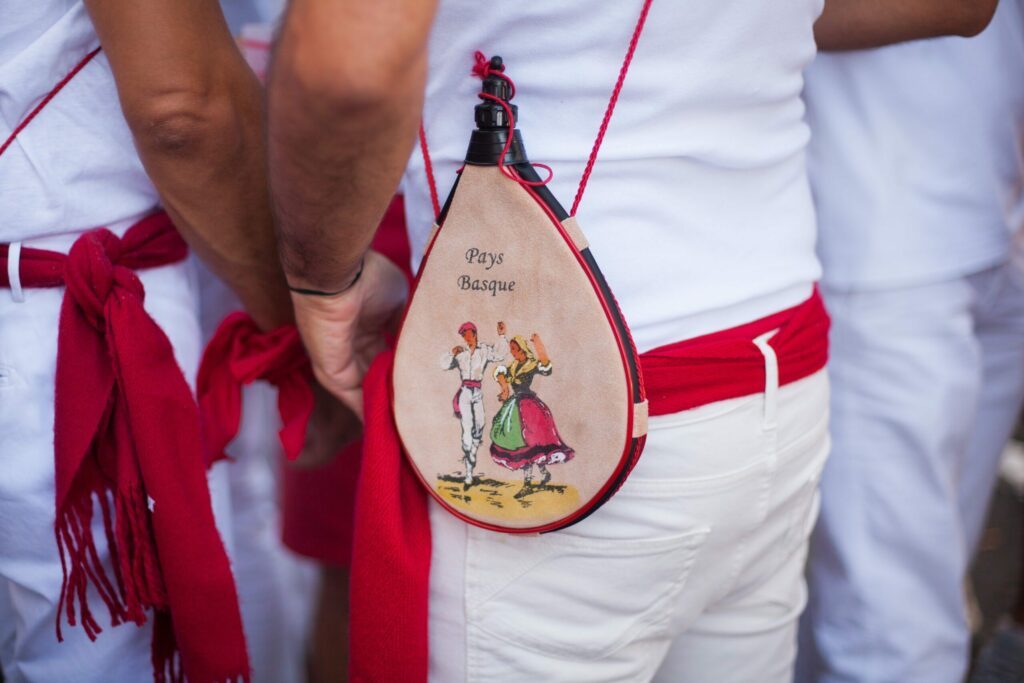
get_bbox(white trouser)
[0,259,235,683]
[428,349,830,681]
[797,258,1024,683]
[458,385,485,455]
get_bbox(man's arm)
[815,0,999,51]
[484,321,509,362]
[267,0,437,414]
[269,0,436,292]
[85,0,290,330]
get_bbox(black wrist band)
[288,258,364,297]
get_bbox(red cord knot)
[64,230,145,331]
[471,51,503,79]
[472,51,516,100]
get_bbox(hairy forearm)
[86,0,291,330]
[815,0,998,50]
[268,0,435,292]
[133,66,291,329]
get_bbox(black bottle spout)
[465,55,529,166]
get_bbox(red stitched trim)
[238,37,270,51]
[0,47,102,160]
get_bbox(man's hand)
[452,346,465,356]
[292,251,407,419]
[291,382,363,468]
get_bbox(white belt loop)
[7,241,24,303]
[753,330,780,430]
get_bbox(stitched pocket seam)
[467,527,709,660]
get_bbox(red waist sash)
[0,212,250,683]
[453,379,484,417]
[643,288,830,416]
[350,288,829,682]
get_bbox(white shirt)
[403,0,824,352]
[0,2,158,250]
[441,338,508,382]
[804,0,1024,289]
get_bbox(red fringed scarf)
[350,351,431,683]
[349,291,830,682]
[0,212,250,683]
[197,312,314,463]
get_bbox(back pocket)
[465,525,708,660]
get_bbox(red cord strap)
[572,0,654,215]
[418,123,441,218]
[0,47,102,160]
[419,0,655,217]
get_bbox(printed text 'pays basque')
[458,247,515,296]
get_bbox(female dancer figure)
[490,334,574,498]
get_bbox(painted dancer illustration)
[490,333,575,499]
[441,321,508,486]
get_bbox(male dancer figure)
[441,321,507,486]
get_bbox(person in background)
[972,498,1024,681]
[0,0,302,680]
[797,1,1024,681]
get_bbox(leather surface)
[394,165,634,530]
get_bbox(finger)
[339,387,365,422]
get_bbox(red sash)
[350,289,829,682]
[0,212,250,683]
[452,379,483,417]
[197,311,313,464]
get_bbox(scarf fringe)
[154,612,250,683]
[55,483,170,654]
[56,482,250,683]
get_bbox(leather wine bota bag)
[393,58,648,533]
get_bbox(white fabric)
[0,2,159,249]
[7,242,24,303]
[803,0,1024,289]
[456,386,485,455]
[0,261,238,683]
[797,257,1024,683]
[428,362,830,682]
[403,0,823,353]
[441,339,508,382]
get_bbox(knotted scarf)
[0,212,250,683]
[197,312,313,464]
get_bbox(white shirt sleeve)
[484,336,509,362]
